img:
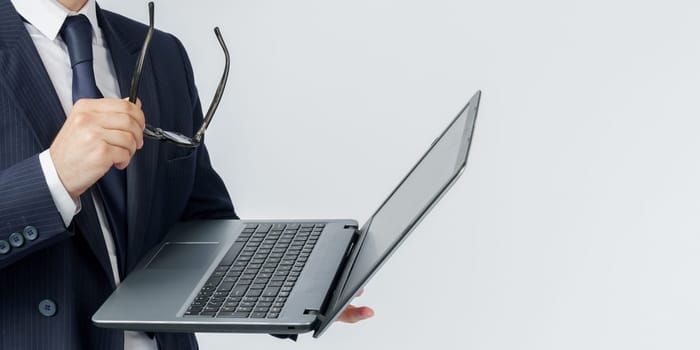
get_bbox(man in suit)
[0,0,373,349]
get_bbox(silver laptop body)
[93,91,482,337]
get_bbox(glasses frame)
[129,2,230,148]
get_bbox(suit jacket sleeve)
[0,154,71,270]
[171,35,239,222]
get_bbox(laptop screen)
[320,91,481,333]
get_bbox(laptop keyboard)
[184,223,325,319]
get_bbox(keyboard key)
[256,224,272,232]
[203,306,220,313]
[218,282,234,292]
[218,312,250,318]
[231,285,249,297]
[253,278,269,285]
[246,289,263,297]
[254,308,271,316]
[204,279,221,287]
[263,287,280,297]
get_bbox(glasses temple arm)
[194,27,230,143]
[129,1,155,104]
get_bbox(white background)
[100,1,700,349]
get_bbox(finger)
[95,112,144,148]
[78,98,140,115]
[100,129,138,157]
[337,305,374,324]
[356,288,365,298]
[118,99,146,130]
[122,97,143,109]
[105,145,132,169]
[130,104,146,131]
[76,99,146,131]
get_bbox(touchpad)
[147,243,219,269]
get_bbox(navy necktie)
[61,15,128,278]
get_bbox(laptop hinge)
[314,226,363,323]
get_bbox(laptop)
[93,90,482,337]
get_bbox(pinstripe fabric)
[0,0,71,271]
[0,1,238,349]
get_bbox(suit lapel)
[97,7,161,272]
[0,0,116,283]
[0,0,66,150]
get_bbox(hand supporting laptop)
[336,289,374,324]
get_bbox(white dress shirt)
[10,0,158,349]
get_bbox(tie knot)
[60,14,94,68]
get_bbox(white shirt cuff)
[39,150,81,227]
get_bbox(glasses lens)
[160,130,197,147]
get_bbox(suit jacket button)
[38,299,57,317]
[8,232,24,248]
[23,226,39,241]
[0,240,10,254]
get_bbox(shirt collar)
[11,0,101,42]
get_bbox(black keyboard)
[184,223,325,319]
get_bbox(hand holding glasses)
[130,2,230,148]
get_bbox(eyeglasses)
[129,2,230,148]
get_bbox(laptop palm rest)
[147,243,219,270]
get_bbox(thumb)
[124,97,143,109]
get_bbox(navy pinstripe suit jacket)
[0,1,238,349]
